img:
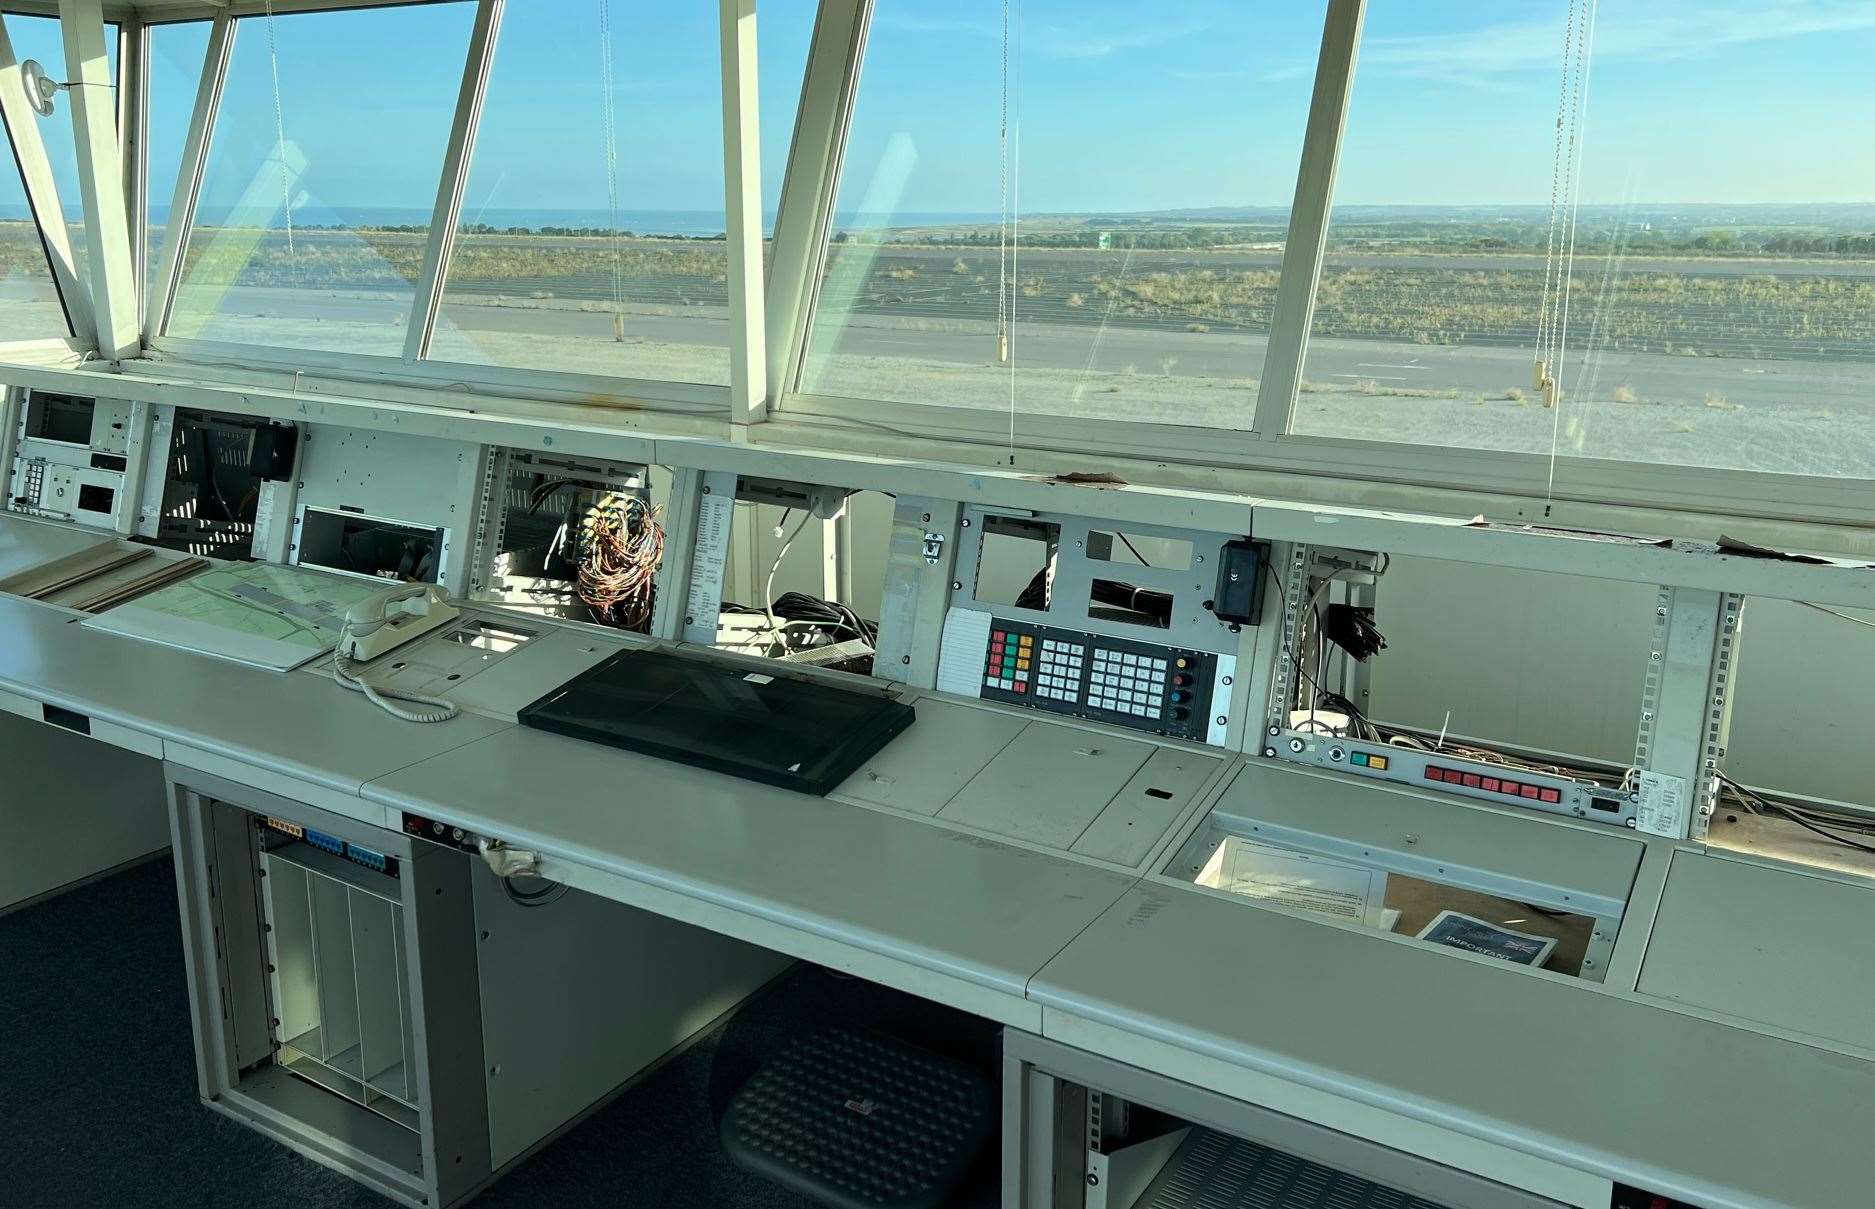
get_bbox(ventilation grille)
[1136,1128,1450,1209]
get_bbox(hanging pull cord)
[1535,0,1583,402]
[1551,0,1599,403]
[1543,0,1601,506]
[599,0,625,342]
[263,0,294,255]
[996,0,1010,369]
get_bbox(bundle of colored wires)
[577,493,663,630]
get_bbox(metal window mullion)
[0,14,96,344]
[404,0,503,364]
[60,0,141,358]
[121,17,150,329]
[146,9,232,343]
[720,0,767,424]
[1250,0,1366,438]
[762,0,869,410]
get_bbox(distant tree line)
[844,225,1281,250]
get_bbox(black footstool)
[721,1028,993,1209]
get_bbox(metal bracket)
[465,446,511,596]
[1262,542,1312,739]
[1632,586,1745,841]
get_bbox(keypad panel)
[980,619,1216,742]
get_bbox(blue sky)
[6,1,1875,223]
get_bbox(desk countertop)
[0,514,114,584]
[365,724,1142,1016]
[0,591,508,794]
[5,554,1875,1208]
[1032,882,1875,1209]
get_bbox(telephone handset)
[336,583,460,662]
[330,584,462,723]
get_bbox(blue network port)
[304,829,345,857]
[344,843,388,874]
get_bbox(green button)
[1350,752,1369,767]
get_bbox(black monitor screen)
[519,648,915,796]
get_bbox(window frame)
[761,0,1875,533]
[0,7,102,345]
[139,0,780,420]
[79,0,1875,535]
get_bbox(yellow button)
[1368,754,1390,771]
[1019,635,1033,648]
[1016,657,1030,670]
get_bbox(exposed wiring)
[577,493,663,630]
[761,509,814,645]
[1116,532,1152,567]
[1719,775,1875,856]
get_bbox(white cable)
[1799,602,1875,631]
[332,652,460,723]
[329,616,460,723]
[762,509,814,647]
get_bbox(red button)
[1424,767,1442,781]
[1521,785,1541,799]
[1539,787,1561,803]
[1014,682,1027,694]
[1499,780,1519,795]
[1481,777,1500,792]
[1462,773,1482,788]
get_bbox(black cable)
[1261,558,1337,729]
[1720,775,1875,856]
[1116,533,1152,567]
[525,477,581,515]
[502,875,569,908]
[1772,808,1875,856]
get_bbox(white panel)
[939,722,1153,850]
[0,514,114,582]
[1073,746,1223,869]
[0,711,167,912]
[832,697,1027,817]
[472,860,789,1168]
[1639,851,1875,1053]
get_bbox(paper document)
[1415,910,1558,968]
[1197,837,1391,929]
[84,561,388,672]
[934,607,992,697]
[680,483,735,644]
[1635,770,1690,838]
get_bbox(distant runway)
[174,283,1875,419]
